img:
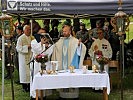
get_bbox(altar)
[31,69,110,100]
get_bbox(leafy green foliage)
[125,23,133,43]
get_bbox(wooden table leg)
[103,88,108,100]
[36,90,38,100]
[40,90,43,100]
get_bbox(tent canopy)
[1,0,133,19]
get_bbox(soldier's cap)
[62,21,71,27]
[96,20,101,24]
[16,25,23,31]
[80,22,85,27]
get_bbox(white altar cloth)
[31,69,110,95]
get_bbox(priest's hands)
[78,38,82,46]
[94,45,103,55]
[28,44,31,49]
[45,42,49,49]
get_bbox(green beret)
[62,21,71,26]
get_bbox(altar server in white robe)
[30,28,52,76]
[51,21,86,99]
[89,28,112,91]
[16,25,33,92]
[89,28,112,73]
[30,32,54,98]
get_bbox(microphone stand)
[29,57,35,82]
[9,39,15,100]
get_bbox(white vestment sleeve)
[89,42,95,58]
[31,40,44,55]
[103,41,112,58]
[76,43,82,56]
[43,45,54,57]
[16,38,28,53]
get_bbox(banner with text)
[1,0,133,14]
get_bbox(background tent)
[1,0,133,19]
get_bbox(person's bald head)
[23,25,31,36]
[62,21,72,37]
[62,25,72,37]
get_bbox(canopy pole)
[2,36,5,100]
[31,19,33,35]
[1,11,5,100]
[119,35,125,100]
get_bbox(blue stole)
[62,38,69,70]
[70,47,81,69]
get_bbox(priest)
[51,21,86,99]
[16,25,33,92]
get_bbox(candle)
[82,66,87,74]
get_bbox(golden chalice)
[92,64,99,73]
[46,70,52,74]
[69,66,74,73]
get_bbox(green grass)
[0,61,30,100]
